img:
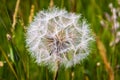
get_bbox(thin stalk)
[50,0,54,8]
[54,61,59,80]
[71,67,74,80]
[61,0,64,8]
[29,4,35,23]
[11,0,20,34]
[96,37,114,80]
[0,47,18,80]
[54,68,59,80]
[70,0,77,12]
[46,69,48,80]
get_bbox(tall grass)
[0,0,120,80]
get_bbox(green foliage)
[0,0,120,80]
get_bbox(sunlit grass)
[0,0,120,80]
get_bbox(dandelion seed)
[26,7,94,71]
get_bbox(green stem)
[54,61,60,80]
[0,47,18,80]
[61,0,64,8]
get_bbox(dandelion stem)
[54,69,59,80]
[71,67,74,80]
[54,61,59,80]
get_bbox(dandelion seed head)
[26,7,94,71]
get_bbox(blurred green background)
[0,0,120,80]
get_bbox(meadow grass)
[0,0,120,80]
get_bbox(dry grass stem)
[11,0,20,33]
[0,47,18,80]
[96,37,114,80]
[29,5,35,23]
[50,0,54,8]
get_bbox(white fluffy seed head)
[26,7,94,71]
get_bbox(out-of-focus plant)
[100,3,120,46]
[99,2,120,80]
